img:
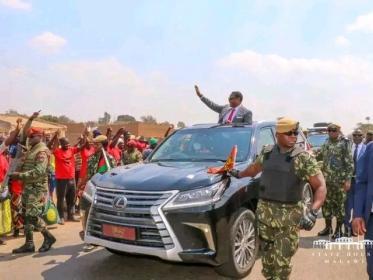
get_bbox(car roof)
[180,121,275,130]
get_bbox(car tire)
[215,208,259,279]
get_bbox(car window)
[151,127,253,162]
[257,127,275,154]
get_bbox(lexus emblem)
[112,196,128,210]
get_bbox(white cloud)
[2,52,372,132]
[29,32,67,54]
[0,0,31,11]
[335,35,350,47]
[347,12,373,33]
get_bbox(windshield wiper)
[195,158,226,162]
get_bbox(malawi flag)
[97,156,109,174]
[207,145,237,174]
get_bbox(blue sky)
[1,0,373,131]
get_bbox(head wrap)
[127,140,137,148]
[93,135,108,143]
[149,138,158,146]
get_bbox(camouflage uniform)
[121,149,143,165]
[87,150,116,180]
[317,137,353,224]
[17,142,49,234]
[255,146,321,280]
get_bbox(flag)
[207,145,237,174]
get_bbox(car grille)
[87,187,175,249]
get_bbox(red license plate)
[102,224,136,241]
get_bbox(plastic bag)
[42,197,59,225]
[0,199,12,235]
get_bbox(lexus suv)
[82,122,312,278]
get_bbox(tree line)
[4,109,186,128]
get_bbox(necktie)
[353,144,358,164]
[353,144,358,175]
[227,108,236,123]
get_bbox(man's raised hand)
[194,85,202,98]
[30,110,41,120]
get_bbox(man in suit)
[352,142,373,279]
[194,85,252,124]
[345,129,366,236]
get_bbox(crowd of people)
[0,87,372,279]
[0,111,164,250]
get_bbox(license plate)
[102,224,136,241]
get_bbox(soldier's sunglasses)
[328,129,338,132]
[281,130,299,136]
[353,134,363,137]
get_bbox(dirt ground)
[0,219,368,280]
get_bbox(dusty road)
[0,220,368,280]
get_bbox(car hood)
[92,161,231,192]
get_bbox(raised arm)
[20,111,40,144]
[4,118,23,146]
[109,127,125,149]
[48,129,61,151]
[194,85,225,113]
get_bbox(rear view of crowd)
[0,111,163,250]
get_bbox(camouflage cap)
[93,135,107,143]
[276,117,299,133]
[328,123,341,129]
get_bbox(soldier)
[10,127,56,253]
[230,117,326,280]
[121,140,143,165]
[317,123,353,239]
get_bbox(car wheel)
[302,182,314,214]
[215,208,259,279]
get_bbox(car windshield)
[308,134,328,148]
[150,127,252,162]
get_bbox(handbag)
[0,199,12,235]
[42,197,60,225]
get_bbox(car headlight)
[163,180,228,210]
[83,180,97,202]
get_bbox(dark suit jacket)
[200,96,252,124]
[354,142,373,224]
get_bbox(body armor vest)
[259,145,305,203]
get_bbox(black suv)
[82,122,311,278]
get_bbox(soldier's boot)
[39,229,56,253]
[332,222,343,240]
[318,219,333,236]
[12,231,35,254]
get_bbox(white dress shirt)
[223,106,239,123]
[352,143,363,160]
